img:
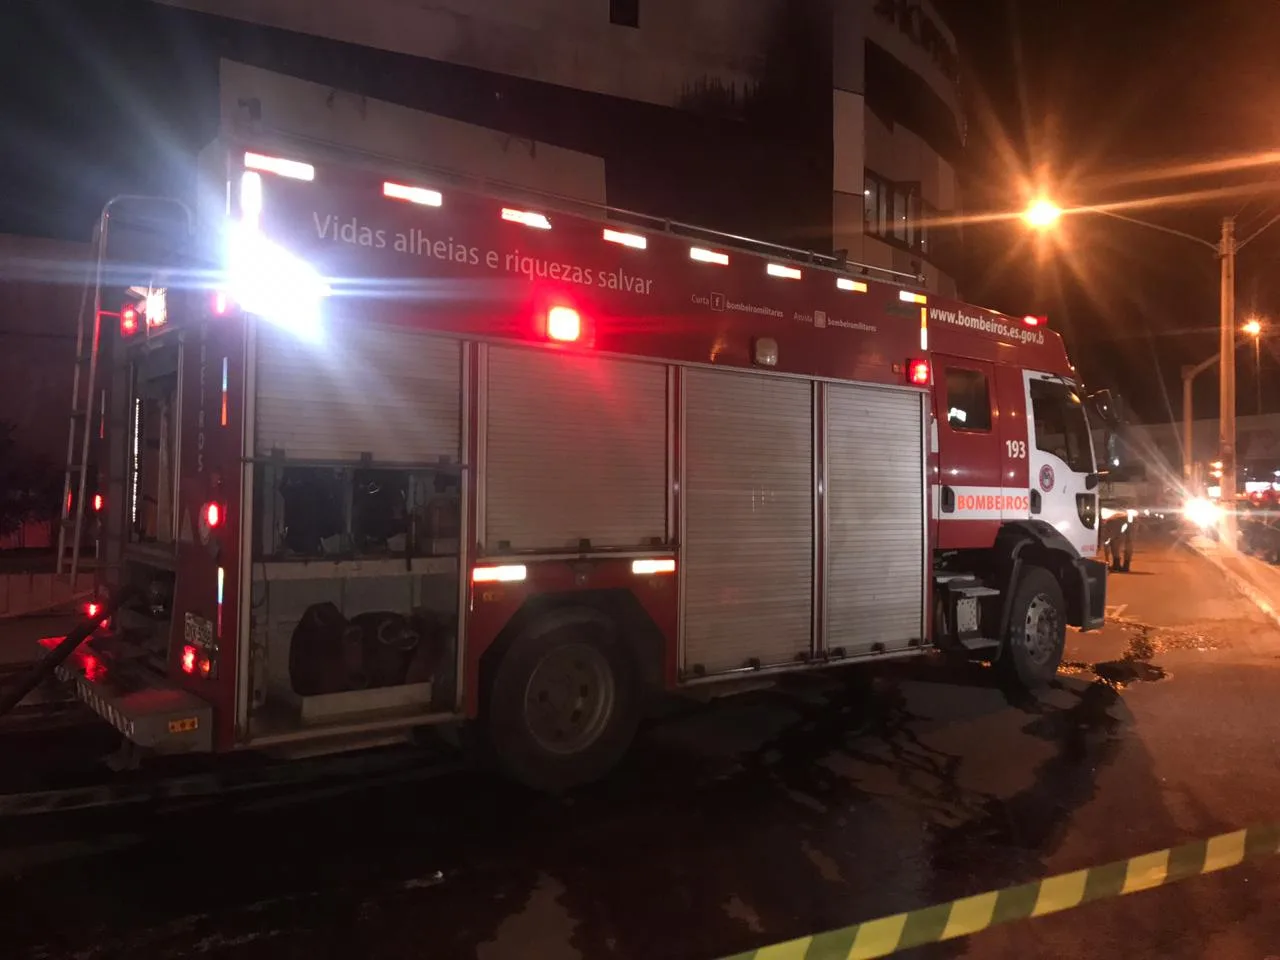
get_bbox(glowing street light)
[1023,198,1063,229]
[1243,317,1263,338]
[1243,317,1265,414]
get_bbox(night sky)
[4,0,1280,423]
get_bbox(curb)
[719,822,1280,959]
[1185,537,1280,631]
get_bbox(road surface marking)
[720,822,1280,959]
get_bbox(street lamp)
[1022,198,1280,547]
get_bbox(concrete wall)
[159,0,774,108]
[219,61,607,206]
[0,235,89,464]
[0,572,94,619]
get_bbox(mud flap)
[1072,557,1107,631]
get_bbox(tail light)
[92,493,103,512]
[203,502,222,529]
[120,305,139,336]
[907,358,931,386]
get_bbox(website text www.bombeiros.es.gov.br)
[929,307,1045,345]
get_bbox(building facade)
[157,0,964,293]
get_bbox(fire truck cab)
[52,135,1109,790]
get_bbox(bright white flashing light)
[244,152,314,181]
[603,228,647,249]
[502,208,551,230]
[383,181,443,207]
[632,558,676,575]
[837,278,868,292]
[472,564,527,583]
[767,263,802,280]
[920,306,928,351]
[240,171,263,226]
[1183,497,1222,529]
[226,223,330,342]
[900,290,927,305]
[145,289,167,328]
[690,247,729,265]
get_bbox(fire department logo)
[1038,464,1055,492]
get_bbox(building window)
[610,0,639,27]
[863,169,933,260]
[945,368,992,432]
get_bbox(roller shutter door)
[825,384,925,654]
[484,346,667,552]
[255,323,461,463]
[683,369,813,674]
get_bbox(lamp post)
[1243,317,1263,414]
[1022,199,1280,547]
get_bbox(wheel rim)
[1022,594,1060,664]
[523,642,616,756]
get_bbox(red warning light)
[907,358,932,386]
[204,502,222,529]
[547,306,582,343]
[181,644,198,675]
[212,290,230,316]
[85,601,101,619]
[92,493,103,512]
[1023,314,1046,327]
[120,305,139,336]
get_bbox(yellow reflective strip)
[1122,850,1170,894]
[849,913,908,959]
[1203,831,1246,873]
[753,938,814,960]
[940,890,999,939]
[1031,868,1089,916]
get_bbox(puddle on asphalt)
[1061,618,1221,689]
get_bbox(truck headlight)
[226,223,330,341]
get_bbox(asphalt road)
[4,533,1280,959]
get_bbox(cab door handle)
[1030,490,1042,514]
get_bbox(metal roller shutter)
[825,384,925,655]
[484,346,667,552]
[683,369,813,674]
[255,323,461,463]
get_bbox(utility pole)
[1219,216,1237,545]
[1182,352,1219,483]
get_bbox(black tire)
[1001,565,1066,690]
[484,609,640,792]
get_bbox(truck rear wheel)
[485,609,640,792]
[1002,565,1065,689]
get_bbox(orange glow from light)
[631,558,676,575]
[1243,318,1263,337]
[1023,199,1063,229]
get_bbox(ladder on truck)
[56,196,193,587]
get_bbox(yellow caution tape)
[720,824,1276,959]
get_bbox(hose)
[0,585,140,718]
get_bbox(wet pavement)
[5,535,1280,958]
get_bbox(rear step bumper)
[41,638,214,753]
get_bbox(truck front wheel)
[1002,565,1066,689]
[485,609,640,792]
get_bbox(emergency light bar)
[837,278,868,293]
[546,306,582,343]
[244,152,315,181]
[900,290,927,305]
[384,181,443,207]
[766,263,802,280]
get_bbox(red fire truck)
[40,135,1109,790]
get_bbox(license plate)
[184,613,214,647]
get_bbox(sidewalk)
[1187,534,1280,628]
